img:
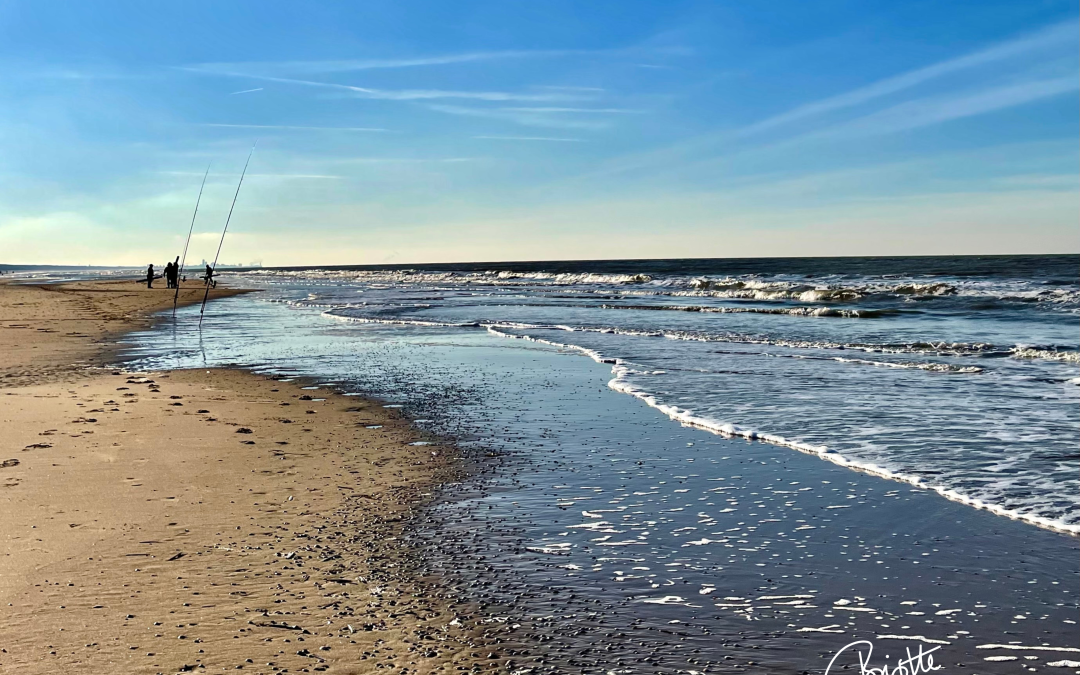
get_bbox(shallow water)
[120,255,1079,673]
[234,255,1077,531]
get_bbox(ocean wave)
[234,268,1079,306]
[240,268,656,287]
[320,307,1077,365]
[481,325,1078,536]
[332,311,987,373]
[687,277,957,302]
[545,325,1077,364]
[1011,347,1080,363]
[598,303,896,318]
[806,355,982,373]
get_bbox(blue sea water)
[119,255,1079,673]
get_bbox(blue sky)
[0,0,1076,265]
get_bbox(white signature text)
[825,640,945,675]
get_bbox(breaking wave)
[236,268,1080,306]
[319,306,1077,365]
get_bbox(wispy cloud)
[192,50,588,75]
[501,107,644,114]
[180,68,593,103]
[229,87,264,95]
[346,88,586,102]
[202,123,387,132]
[330,157,478,164]
[19,66,136,80]
[580,20,1080,181]
[534,85,607,92]
[831,76,1079,137]
[157,171,344,179]
[248,173,343,179]
[740,19,1079,136]
[474,135,585,142]
[428,104,608,129]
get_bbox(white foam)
[878,635,951,645]
[797,625,845,633]
[601,362,1080,536]
[977,645,1080,654]
[1012,347,1080,363]
[525,543,573,555]
[641,595,689,605]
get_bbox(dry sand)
[0,279,508,674]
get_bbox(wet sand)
[0,280,506,674]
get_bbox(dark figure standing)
[204,264,216,289]
[163,262,173,288]
[146,264,155,289]
[169,256,180,288]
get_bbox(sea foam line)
[319,308,1056,363]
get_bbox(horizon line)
[3,251,1077,270]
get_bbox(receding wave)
[481,325,1078,536]
[598,303,897,318]
[320,307,1077,365]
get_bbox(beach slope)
[0,280,501,674]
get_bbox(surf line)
[477,323,1080,537]
[174,162,212,316]
[199,141,256,327]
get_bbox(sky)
[0,0,1077,266]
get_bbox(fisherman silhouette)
[165,257,179,288]
[204,264,216,289]
[146,264,155,289]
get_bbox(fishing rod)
[199,141,257,327]
[173,162,212,316]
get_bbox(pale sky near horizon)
[0,1,1077,266]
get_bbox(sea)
[114,254,1078,673]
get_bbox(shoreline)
[0,278,250,388]
[0,280,506,674]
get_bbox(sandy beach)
[0,280,505,674]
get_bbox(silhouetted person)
[164,258,177,288]
[146,264,155,289]
[169,257,180,288]
[204,264,216,289]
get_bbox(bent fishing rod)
[173,162,212,316]
[199,141,257,327]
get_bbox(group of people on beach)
[145,261,214,289]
